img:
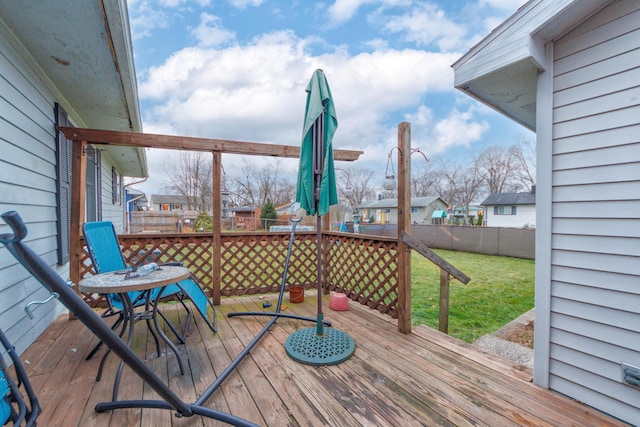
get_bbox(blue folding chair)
[0,325,40,426]
[82,221,216,377]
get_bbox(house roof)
[0,0,147,177]
[126,188,148,204]
[481,192,536,206]
[358,196,446,209]
[231,206,259,213]
[150,194,188,205]
[452,0,611,131]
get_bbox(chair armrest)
[161,262,184,267]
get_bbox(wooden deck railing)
[78,231,400,319]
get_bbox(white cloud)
[128,2,170,39]
[191,13,236,47]
[431,108,489,154]
[328,0,375,24]
[375,2,467,51]
[138,29,458,154]
[479,0,521,10]
[228,0,265,9]
[157,0,211,6]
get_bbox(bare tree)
[510,138,536,191]
[476,145,519,194]
[411,162,437,197]
[438,159,485,219]
[225,159,295,207]
[336,167,376,208]
[162,151,212,211]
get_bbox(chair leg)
[157,296,193,343]
[86,315,123,361]
[97,312,129,382]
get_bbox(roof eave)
[452,0,611,132]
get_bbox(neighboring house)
[231,206,261,231]
[275,201,301,216]
[0,2,146,355]
[150,194,187,212]
[149,193,221,214]
[126,188,149,212]
[481,190,536,228]
[358,197,448,224]
[431,210,447,225]
[453,1,640,423]
[449,205,484,225]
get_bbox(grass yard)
[411,249,535,343]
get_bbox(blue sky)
[126,0,533,195]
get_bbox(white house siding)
[100,155,125,233]
[0,22,68,354]
[485,204,536,228]
[548,1,640,422]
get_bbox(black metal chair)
[0,322,40,426]
[0,211,254,426]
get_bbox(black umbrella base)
[285,327,355,366]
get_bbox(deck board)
[21,294,630,427]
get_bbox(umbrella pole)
[314,112,325,336]
[316,214,324,335]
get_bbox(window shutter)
[512,206,517,215]
[494,206,498,215]
[55,103,72,265]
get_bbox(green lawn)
[411,249,535,343]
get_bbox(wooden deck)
[21,293,628,426]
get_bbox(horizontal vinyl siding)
[486,204,536,228]
[549,1,640,423]
[100,157,125,232]
[0,22,67,356]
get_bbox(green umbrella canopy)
[295,69,338,217]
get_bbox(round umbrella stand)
[285,327,355,366]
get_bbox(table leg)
[112,293,136,401]
[143,293,162,357]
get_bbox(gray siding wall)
[0,22,68,354]
[0,19,126,356]
[549,1,640,422]
[100,155,125,232]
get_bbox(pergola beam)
[57,127,363,161]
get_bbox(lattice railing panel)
[325,233,399,318]
[220,232,317,296]
[79,231,398,319]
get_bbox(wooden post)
[397,122,411,334]
[439,269,450,333]
[69,140,87,319]
[211,151,222,305]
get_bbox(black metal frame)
[0,325,41,426]
[227,217,331,328]
[0,211,256,427]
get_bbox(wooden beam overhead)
[57,127,363,162]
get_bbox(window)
[112,167,121,204]
[411,207,419,214]
[494,206,516,215]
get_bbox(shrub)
[194,211,212,232]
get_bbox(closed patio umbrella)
[286,69,354,366]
